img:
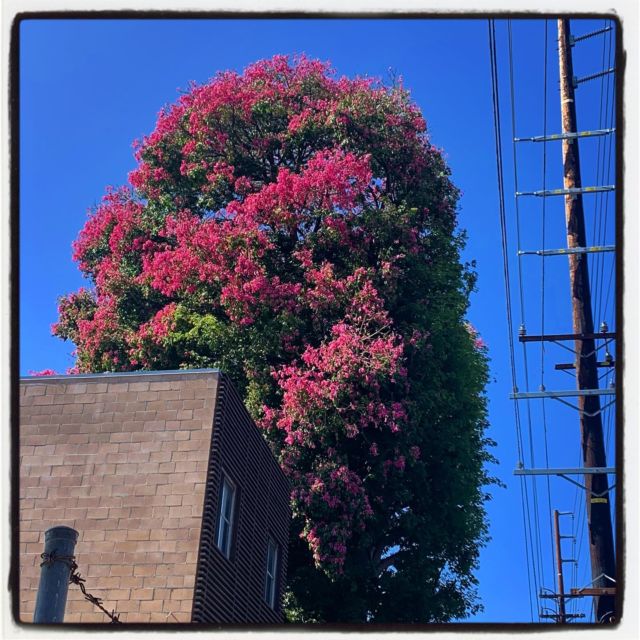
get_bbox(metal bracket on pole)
[575,68,616,86]
[518,245,615,257]
[514,467,616,497]
[516,185,615,197]
[562,398,615,417]
[514,128,615,143]
[542,573,617,601]
[570,26,613,45]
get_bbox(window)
[264,537,279,609]
[215,474,236,559]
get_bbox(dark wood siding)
[192,374,291,624]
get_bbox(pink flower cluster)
[260,273,410,569]
[126,303,179,367]
[72,188,145,286]
[73,295,129,371]
[134,148,372,326]
[464,321,487,350]
[292,462,373,575]
[127,54,431,208]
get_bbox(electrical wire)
[601,26,617,324]
[508,18,547,603]
[594,20,616,327]
[591,20,610,326]
[488,18,536,621]
[538,20,556,597]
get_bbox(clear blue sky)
[19,17,617,623]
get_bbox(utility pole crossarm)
[514,467,616,476]
[540,613,586,620]
[516,186,614,197]
[510,389,614,400]
[570,588,616,596]
[514,127,615,143]
[518,331,615,343]
[555,360,614,370]
[540,588,616,598]
[518,245,615,256]
[514,468,616,497]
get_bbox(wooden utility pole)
[553,510,566,623]
[557,18,616,622]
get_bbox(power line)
[508,17,546,602]
[591,19,610,326]
[488,19,536,620]
[539,17,556,598]
[593,20,616,329]
[599,23,616,326]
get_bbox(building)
[18,369,290,623]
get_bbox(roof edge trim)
[20,368,221,382]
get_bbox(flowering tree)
[54,56,495,622]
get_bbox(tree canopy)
[54,55,496,622]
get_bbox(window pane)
[265,573,274,604]
[223,480,234,522]
[216,476,235,558]
[265,538,278,608]
[268,542,277,574]
[220,521,229,555]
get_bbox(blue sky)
[19,17,617,623]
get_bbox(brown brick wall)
[19,370,218,623]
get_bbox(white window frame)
[215,474,236,559]
[264,536,279,609]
